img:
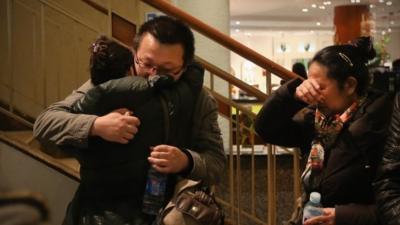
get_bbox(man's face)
[134,33,185,81]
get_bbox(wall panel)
[1,0,140,117]
[12,0,43,117]
[0,0,11,106]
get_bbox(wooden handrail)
[196,56,267,102]
[81,0,108,15]
[141,0,299,81]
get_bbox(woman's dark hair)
[292,62,307,79]
[133,16,195,67]
[310,36,376,96]
[89,35,133,85]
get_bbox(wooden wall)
[0,0,141,119]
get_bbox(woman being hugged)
[255,36,393,225]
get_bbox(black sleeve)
[374,93,400,225]
[254,78,313,148]
[71,76,153,115]
[335,204,378,225]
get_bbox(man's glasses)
[134,54,184,76]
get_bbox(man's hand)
[304,208,335,225]
[148,145,189,174]
[90,109,140,144]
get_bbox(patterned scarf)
[302,98,365,192]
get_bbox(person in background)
[292,62,308,79]
[254,36,393,225]
[33,16,225,225]
[281,62,307,85]
[392,58,400,72]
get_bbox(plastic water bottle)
[142,167,167,215]
[303,192,323,224]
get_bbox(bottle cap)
[310,192,321,204]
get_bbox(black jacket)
[68,63,204,223]
[255,79,393,225]
[374,92,400,225]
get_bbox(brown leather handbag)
[157,179,224,225]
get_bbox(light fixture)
[235,29,240,33]
[312,4,317,8]
[379,0,385,3]
[235,21,240,25]
[304,43,311,52]
[316,22,321,26]
[388,28,392,33]
[323,1,331,5]
[386,1,392,6]
[245,32,252,36]
[280,43,286,52]
[370,4,375,8]
[390,20,395,25]
[319,5,326,9]
[302,8,309,12]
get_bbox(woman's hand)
[304,208,335,225]
[295,79,324,105]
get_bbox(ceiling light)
[235,21,240,25]
[382,30,386,35]
[386,1,392,6]
[319,5,326,9]
[312,4,317,8]
[379,0,385,3]
[302,8,309,12]
[390,20,395,25]
[388,28,392,33]
[316,22,321,26]
[325,1,332,5]
[370,4,375,8]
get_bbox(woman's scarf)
[302,97,365,193]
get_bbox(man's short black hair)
[133,16,195,67]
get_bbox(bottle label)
[142,170,167,215]
[145,178,166,196]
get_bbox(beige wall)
[0,142,79,225]
[0,0,141,118]
[231,30,334,92]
